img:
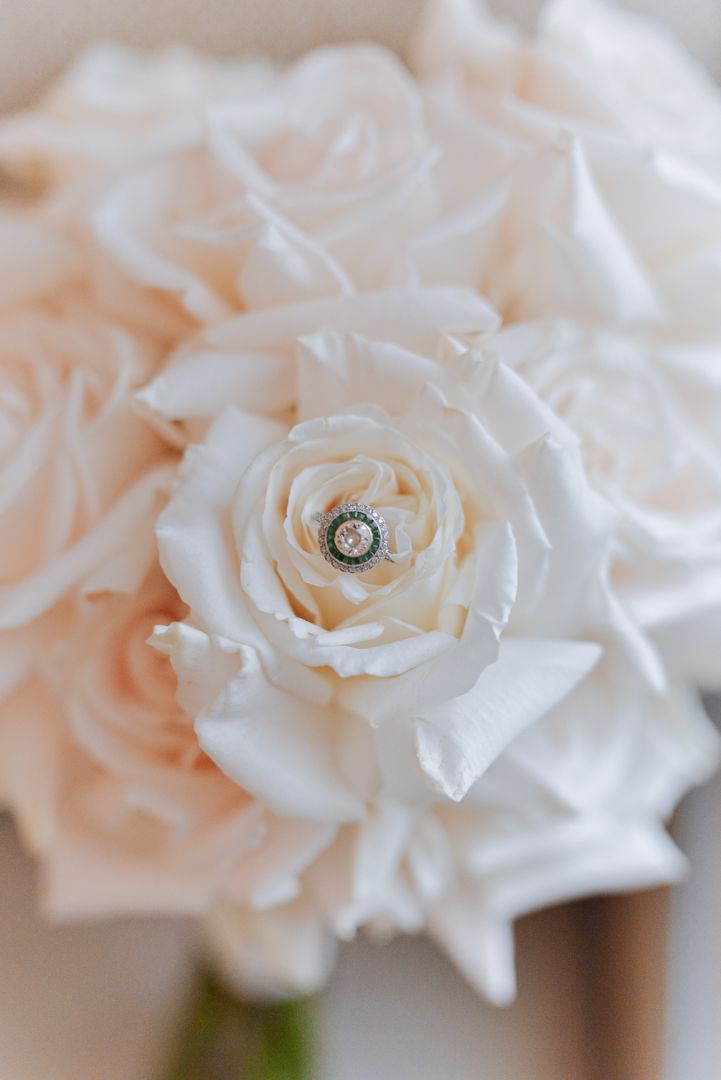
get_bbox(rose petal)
[196,645,365,824]
[415,636,602,801]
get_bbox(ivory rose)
[154,330,651,819]
[539,0,721,171]
[153,330,718,999]
[411,0,721,334]
[415,0,721,166]
[136,285,499,441]
[84,45,436,325]
[490,320,721,688]
[294,676,716,1004]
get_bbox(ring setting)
[315,503,393,574]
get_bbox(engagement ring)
[315,503,394,574]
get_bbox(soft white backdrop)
[0,0,720,111]
[0,821,588,1080]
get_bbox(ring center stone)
[334,520,373,557]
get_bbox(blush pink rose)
[0,221,176,700]
[0,560,336,996]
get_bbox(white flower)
[150,318,719,1001]
[85,45,436,325]
[205,897,337,1000]
[136,285,499,442]
[538,0,721,172]
[155,329,655,821]
[415,0,721,169]
[299,675,716,1004]
[491,320,721,688]
[411,0,721,335]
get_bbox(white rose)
[205,896,337,1000]
[411,0,721,335]
[147,320,717,1002]
[153,330,656,827]
[415,0,721,168]
[136,285,499,443]
[539,0,721,172]
[299,674,717,1004]
[490,319,721,688]
[88,46,436,325]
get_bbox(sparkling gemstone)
[334,519,373,557]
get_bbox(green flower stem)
[162,968,314,1080]
[243,998,314,1080]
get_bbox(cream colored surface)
[1,0,720,112]
[665,703,721,1080]
[0,821,193,1080]
[318,908,587,1080]
[0,821,588,1080]
[0,0,420,112]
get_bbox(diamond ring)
[315,503,394,574]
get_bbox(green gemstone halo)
[316,502,391,574]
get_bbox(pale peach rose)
[0,213,79,312]
[85,45,436,324]
[0,213,337,963]
[0,564,334,929]
[0,213,181,707]
[410,0,721,335]
[0,559,338,1001]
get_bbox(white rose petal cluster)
[0,0,719,1003]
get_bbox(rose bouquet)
[1,0,720,1073]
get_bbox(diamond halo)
[315,503,393,574]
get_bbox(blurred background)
[1,2,720,1078]
[1,0,721,110]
